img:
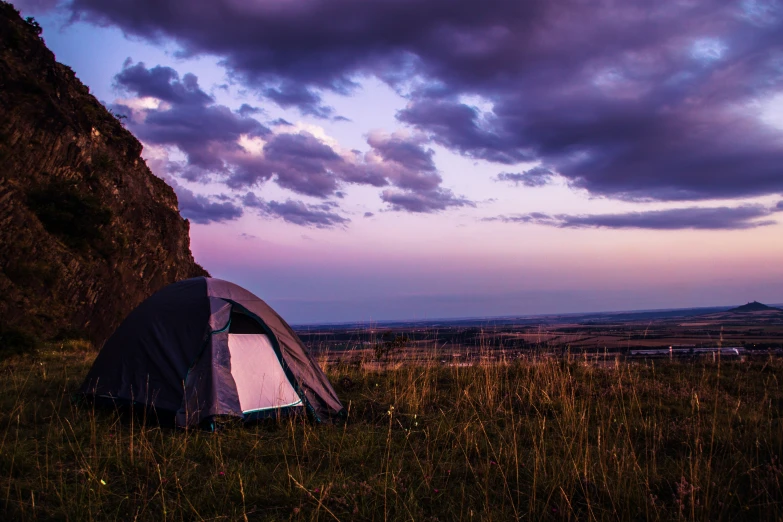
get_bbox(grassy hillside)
[1,346,782,520]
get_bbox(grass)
[1,343,782,520]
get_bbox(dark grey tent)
[79,277,345,427]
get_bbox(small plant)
[24,16,42,37]
[110,110,128,127]
[374,331,409,360]
[91,151,116,172]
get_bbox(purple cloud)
[175,184,243,224]
[270,118,293,127]
[496,166,553,187]
[397,100,533,165]
[262,81,334,118]
[114,61,212,106]
[362,133,473,212]
[368,132,436,173]
[114,63,462,207]
[237,103,264,117]
[113,61,268,172]
[226,131,386,198]
[381,188,474,213]
[365,132,442,191]
[70,0,783,202]
[9,0,61,12]
[243,193,349,228]
[229,130,469,210]
[487,204,782,230]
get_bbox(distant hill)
[683,301,783,326]
[728,302,781,313]
[0,3,207,351]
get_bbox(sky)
[13,0,783,324]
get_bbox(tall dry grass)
[1,340,782,520]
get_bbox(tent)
[79,277,345,427]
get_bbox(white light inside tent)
[227,334,302,413]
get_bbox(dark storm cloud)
[486,205,782,230]
[175,184,243,224]
[496,167,553,187]
[243,193,349,228]
[71,0,783,201]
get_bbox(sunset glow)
[18,0,783,322]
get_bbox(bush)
[24,16,42,36]
[26,180,112,252]
[0,325,38,359]
[374,332,409,360]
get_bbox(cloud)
[270,118,293,127]
[70,0,783,202]
[114,61,212,106]
[397,100,533,165]
[262,81,334,118]
[381,188,474,213]
[365,131,442,191]
[362,132,474,212]
[496,166,553,187]
[487,205,782,230]
[777,200,783,210]
[114,63,465,209]
[364,212,374,217]
[237,103,264,117]
[175,184,243,224]
[113,61,269,173]
[229,131,345,197]
[10,0,61,12]
[243,193,349,228]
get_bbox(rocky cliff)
[0,2,208,349]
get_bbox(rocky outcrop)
[0,2,208,348]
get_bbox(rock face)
[0,3,208,347]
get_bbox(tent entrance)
[227,333,302,414]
